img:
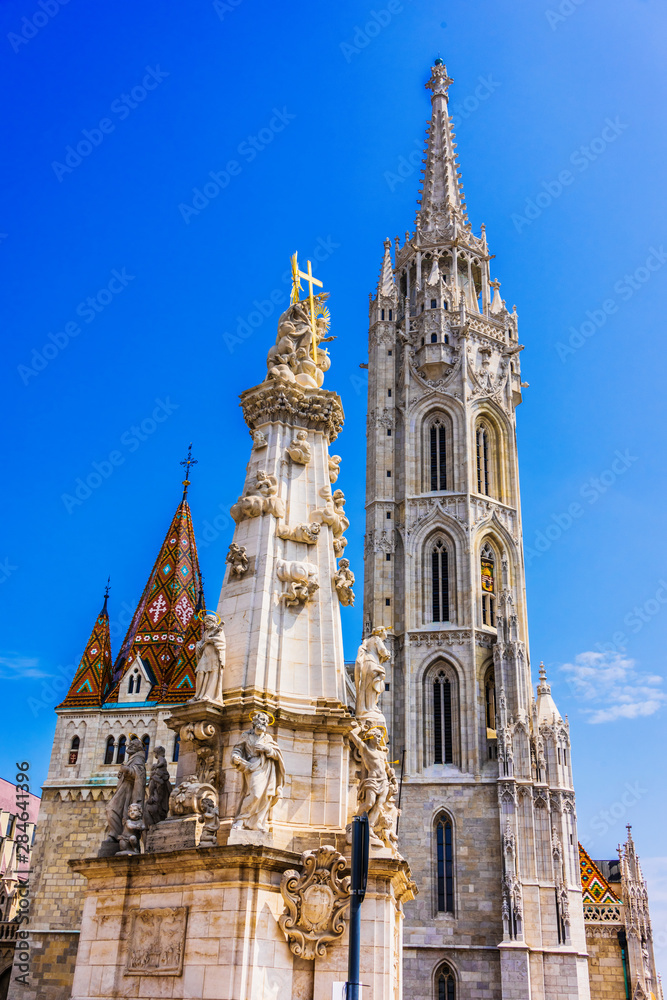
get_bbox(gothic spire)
[377,238,396,296]
[59,584,114,708]
[417,59,470,233]
[109,495,202,704]
[536,662,562,724]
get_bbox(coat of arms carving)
[279,845,350,959]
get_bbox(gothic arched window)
[433,671,454,764]
[104,736,115,765]
[436,963,456,999]
[128,667,141,695]
[172,733,180,762]
[435,816,454,913]
[480,543,496,628]
[142,734,150,761]
[68,736,80,765]
[476,422,491,495]
[116,735,127,764]
[431,540,450,623]
[485,669,496,732]
[430,419,447,491]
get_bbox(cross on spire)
[290,252,324,361]
[102,576,111,614]
[180,443,198,500]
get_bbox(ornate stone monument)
[69,257,414,1000]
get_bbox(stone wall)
[585,928,627,1000]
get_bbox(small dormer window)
[128,669,141,695]
[431,299,437,309]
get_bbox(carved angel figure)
[144,746,172,828]
[230,469,285,523]
[310,487,349,556]
[354,627,389,725]
[117,802,145,855]
[231,711,285,832]
[286,429,311,465]
[349,726,393,848]
[334,558,355,607]
[226,542,249,577]
[328,454,342,483]
[190,614,225,706]
[198,797,220,847]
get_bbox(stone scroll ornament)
[279,846,350,960]
[98,737,146,856]
[189,612,225,706]
[230,470,285,523]
[231,711,285,832]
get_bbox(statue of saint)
[101,737,146,851]
[349,726,393,848]
[191,614,225,706]
[231,711,285,832]
[354,627,390,725]
[144,746,172,828]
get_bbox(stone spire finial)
[378,238,395,296]
[417,59,470,233]
[536,662,561,724]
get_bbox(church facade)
[3,60,663,1000]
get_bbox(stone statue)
[277,521,321,544]
[310,487,349,556]
[230,470,285,523]
[99,737,146,854]
[117,803,145,855]
[354,627,390,726]
[226,542,249,577]
[144,746,172,828]
[231,711,285,832]
[266,299,334,389]
[252,429,267,449]
[334,558,355,607]
[286,429,311,465]
[349,726,394,849]
[198,797,220,847]
[328,454,341,483]
[190,614,225,706]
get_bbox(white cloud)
[0,653,49,680]
[559,650,666,724]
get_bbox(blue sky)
[1,0,666,957]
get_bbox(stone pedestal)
[69,846,414,1000]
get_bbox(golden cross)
[290,252,323,361]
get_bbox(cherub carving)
[333,558,355,607]
[198,797,220,847]
[286,430,311,465]
[226,542,249,577]
[328,454,342,483]
[117,802,145,855]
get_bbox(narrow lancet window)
[431,541,450,622]
[430,421,447,490]
[104,736,115,765]
[434,671,453,764]
[481,544,496,627]
[476,423,491,496]
[436,818,454,913]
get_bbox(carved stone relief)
[279,846,350,959]
[276,559,319,607]
[125,906,188,976]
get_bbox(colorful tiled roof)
[59,592,114,708]
[109,499,202,703]
[579,843,621,904]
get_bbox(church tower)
[364,60,591,999]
